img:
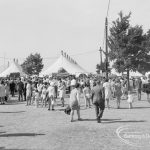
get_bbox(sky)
[0,0,150,73]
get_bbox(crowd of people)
[0,74,149,123]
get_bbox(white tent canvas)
[129,71,143,77]
[40,54,87,76]
[0,60,26,77]
[111,68,122,76]
[111,68,143,77]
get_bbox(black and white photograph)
[0,0,150,149]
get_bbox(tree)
[58,68,67,73]
[96,61,110,74]
[108,11,150,90]
[21,53,44,75]
[138,29,150,74]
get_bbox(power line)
[0,50,98,60]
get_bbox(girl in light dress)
[83,83,91,108]
[59,81,66,107]
[26,80,32,106]
[47,82,56,111]
[127,90,136,109]
[41,84,47,107]
[35,89,40,108]
[69,83,81,122]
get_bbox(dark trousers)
[93,101,105,120]
[24,92,26,101]
[18,90,23,101]
[54,86,57,98]
[11,89,15,97]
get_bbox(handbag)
[64,105,71,115]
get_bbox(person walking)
[145,79,150,101]
[26,80,32,106]
[83,83,91,108]
[136,78,142,101]
[35,89,40,108]
[127,90,135,109]
[0,80,6,104]
[23,81,27,101]
[59,81,66,107]
[91,80,105,123]
[47,82,56,111]
[114,79,122,109]
[41,84,47,107]
[69,83,81,122]
[18,78,24,101]
[10,79,15,97]
[5,82,10,102]
[103,79,112,109]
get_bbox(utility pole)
[99,47,103,74]
[105,17,109,80]
[99,47,102,65]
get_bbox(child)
[127,90,135,109]
[41,85,47,107]
[47,82,56,111]
[5,82,10,102]
[83,83,91,108]
[59,81,66,107]
[35,89,40,108]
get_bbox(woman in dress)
[69,83,81,122]
[41,83,47,107]
[26,80,32,106]
[59,81,66,107]
[34,89,40,108]
[103,79,112,109]
[47,82,56,111]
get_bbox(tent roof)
[111,68,122,76]
[0,61,26,77]
[40,54,87,76]
[111,68,143,77]
[129,71,143,77]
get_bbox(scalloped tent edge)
[40,54,88,77]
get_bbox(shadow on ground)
[0,133,45,137]
[0,147,26,150]
[73,118,147,124]
[4,100,25,105]
[0,111,26,114]
[119,106,150,109]
[101,119,146,124]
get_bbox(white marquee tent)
[129,71,143,77]
[111,68,122,76]
[40,52,87,76]
[111,68,143,77]
[0,60,26,77]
